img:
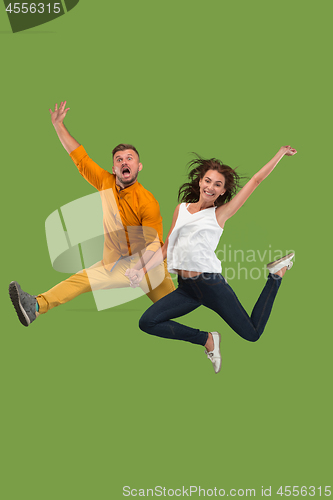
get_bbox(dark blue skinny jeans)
[139,273,282,346]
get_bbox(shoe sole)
[267,252,295,270]
[211,331,222,374]
[9,281,30,327]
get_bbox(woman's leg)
[248,274,282,337]
[139,286,208,346]
[200,273,282,342]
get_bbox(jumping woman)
[125,145,297,374]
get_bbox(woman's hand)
[125,268,145,288]
[280,145,297,156]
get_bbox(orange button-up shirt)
[70,145,163,268]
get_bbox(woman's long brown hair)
[178,155,244,207]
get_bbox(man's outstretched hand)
[49,101,70,127]
[49,100,79,154]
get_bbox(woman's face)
[199,169,225,204]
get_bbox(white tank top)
[167,203,223,274]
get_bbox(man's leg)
[37,259,135,314]
[9,268,93,326]
[10,256,175,325]
[37,269,92,314]
[143,260,175,303]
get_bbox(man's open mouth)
[121,167,131,178]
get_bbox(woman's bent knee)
[247,332,261,342]
[236,328,260,342]
[139,311,153,333]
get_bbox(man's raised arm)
[49,101,79,154]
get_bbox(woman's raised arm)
[216,145,297,226]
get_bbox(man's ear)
[112,165,115,174]
[138,163,143,172]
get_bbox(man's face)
[112,149,142,189]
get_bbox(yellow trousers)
[37,257,175,314]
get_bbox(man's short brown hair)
[112,144,140,160]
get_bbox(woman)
[125,145,297,373]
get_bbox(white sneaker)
[267,253,295,274]
[205,331,221,374]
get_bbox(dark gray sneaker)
[9,281,37,327]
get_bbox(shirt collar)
[115,180,139,195]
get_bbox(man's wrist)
[53,121,66,132]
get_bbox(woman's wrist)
[278,146,291,157]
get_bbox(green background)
[1,1,332,499]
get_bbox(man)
[9,101,175,326]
